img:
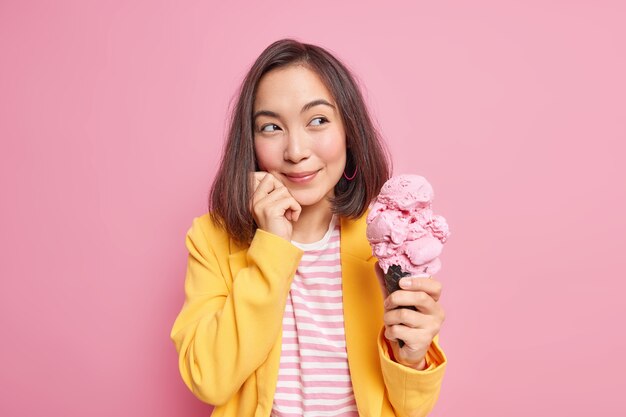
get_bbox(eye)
[310,117,329,126]
[259,123,281,133]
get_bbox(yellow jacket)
[170,212,447,417]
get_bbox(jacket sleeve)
[170,216,304,405]
[377,329,447,417]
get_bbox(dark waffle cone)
[384,265,411,294]
[384,265,417,348]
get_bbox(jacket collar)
[228,211,373,261]
[226,213,374,300]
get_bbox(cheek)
[316,132,346,166]
[254,140,281,171]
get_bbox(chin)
[290,189,328,207]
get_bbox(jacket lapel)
[340,215,385,416]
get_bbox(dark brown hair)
[209,38,391,243]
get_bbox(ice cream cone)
[367,175,451,349]
[384,265,417,347]
[384,265,411,294]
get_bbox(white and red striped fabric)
[271,215,359,417]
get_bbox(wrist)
[387,339,428,370]
[408,357,428,371]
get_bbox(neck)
[291,198,334,244]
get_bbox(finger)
[252,173,301,224]
[398,276,442,302]
[257,177,300,221]
[251,172,271,199]
[262,172,288,190]
[384,290,438,314]
[252,173,280,204]
[256,186,294,207]
[383,307,429,328]
[250,171,268,193]
[384,324,405,344]
[249,172,268,211]
[290,202,301,222]
[267,185,300,222]
[255,172,291,198]
[385,325,432,347]
[384,324,420,346]
[281,195,301,222]
[384,309,443,339]
[256,190,301,220]
[284,204,302,223]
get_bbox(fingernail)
[399,278,411,288]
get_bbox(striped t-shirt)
[271,215,359,417]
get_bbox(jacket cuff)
[377,326,447,389]
[247,228,304,282]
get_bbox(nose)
[284,128,311,163]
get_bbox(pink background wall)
[1,1,625,416]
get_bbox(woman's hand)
[249,172,302,242]
[375,263,445,370]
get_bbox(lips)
[283,169,320,183]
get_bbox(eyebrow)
[253,99,336,121]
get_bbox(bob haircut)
[209,38,391,244]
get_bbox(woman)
[170,38,447,417]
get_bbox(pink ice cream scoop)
[367,174,450,276]
[366,174,450,346]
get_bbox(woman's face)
[253,64,347,208]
